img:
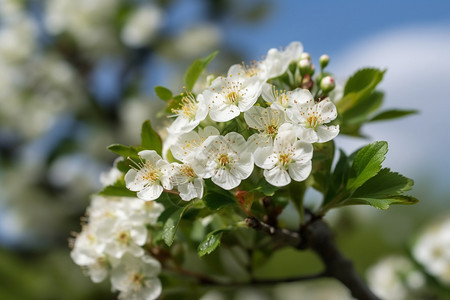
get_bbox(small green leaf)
[352,168,413,198]
[337,68,385,113]
[369,109,417,122]
[99,179,136,198]
[341,91,384,125]
[154,86,173,101]
[198,229,228,257]
[347,141,388,191]
[163,207,188,246]
[203,189,236,210]
[141,120,162,155]
[184,51,218,91]
[252,179,278,196]
[344,195,418,209]
[107,144,141,158]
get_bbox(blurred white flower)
[111,253,162,300]
[121,5,162,48]
[413,217,450,285]
[367,255,425,300]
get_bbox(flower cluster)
[70,164,164,300]
[72,41,340,299]
[126,41,339,201]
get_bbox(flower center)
[278,153,292,166]
[172,92,198,119]
[118,231,130,244]
[225,91,240,104]
[266,124,277,135]
[242,60,261,77]
[181,165,196,178]
[306,111,322,128]
[218,154,230,167]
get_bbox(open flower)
[244,105,286,151]
[169,162,204,201]
[261,83,292,111]
[168,91,208,134]
[170,126,219,163]
[254,125,313,187]
[261,41,303,80]
[125,150,172,201]
[111,253,162,300]
[287,88,339,143]
[203,65,262,122]
[193,132,254,190]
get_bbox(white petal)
[298,127,319,143]
[209,103,240,122]
[125,169,147,191]
[230,153,254,180]
[137,184,163,201]
[140,278,162,300]
[264,167,291,187]
[244,106,267,130]
[212,168,240,190]
[138,150,161,164]
[293,141,314,161]
[262,83,277,103]
[316,125,340,143]
[288,160,312,182]
[316,99,337,123]
[254,146,276,169]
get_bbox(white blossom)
[261,83,292,111]
[413,217,450,285]
[121,5,162,48]
[287,89,339,143]
[244,106,286,151]
[111,253,162,300]
[170,126,220,163]
[367,256,425,300]
[125,150,172,201]
[261,41,303,80]
[193,132,254,190]
[169,163,204,201]
[203,65,262,122]
[168,92,208,135]
[254,124,313,187]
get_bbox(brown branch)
[247,216,380,300]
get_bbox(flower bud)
[300,52,311,61]
[299,59,312,76]
[319,54,329,69]
[320,76,335,93]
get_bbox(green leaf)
[347,141,388,191]
[163,206,189,246]
[252,179,278,196]
[311,141,335,193]
[203,188,236,210]
[107,144,141,158]
[98,179,136,198]
[141,120,162,155]
[344,195,418,209]
[198,229,228,257]
[352,168,413,198]
[341,91,384,125]
[154,86,173,101]
[323,149,350,206]
[184,51,218,91]
[337,68,385,113]
[369,109,417,122]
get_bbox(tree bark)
[246,217,381,300]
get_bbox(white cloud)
[332,23,450,201]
